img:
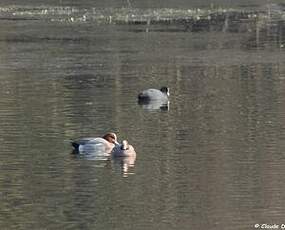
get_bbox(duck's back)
[71,137,112,153]
[138,88,167,102]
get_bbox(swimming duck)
[71,132,118,154]
[112,140,136,157]
[138,87,169,103]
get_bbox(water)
[0,2,285,230]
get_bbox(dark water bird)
[137,87,169,110]
[138,87,169,102]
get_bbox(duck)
[138,87,169,110]
[138,87,169,103]
[112,140,136,157]
[71,132,119,154]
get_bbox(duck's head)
[121,140,129,150]
[160,87,169,96]
[103,133,119,145]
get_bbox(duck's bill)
[115,141,120,145]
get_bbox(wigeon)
[71,132,118,154]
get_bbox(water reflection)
[70,152,136,177]
[111,155,136,177]
[138,100,170,111]
[71,151,110,161]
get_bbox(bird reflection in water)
[138,100,170,111]
[111,154,136,177]
[70,146,136,177]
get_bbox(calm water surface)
[0,3,285,230]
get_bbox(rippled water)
[0,3,285,230]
